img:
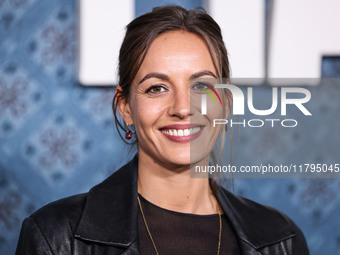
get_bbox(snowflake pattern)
[299,179,338,207]
[290,178,340,223]
[40,23,75,64]
[21,112,89,185]
[0,67,44,138]
[29,8,76,79]
[0,172,35,245]
[39,127,79,168]
[75,87,115,127]
[0,190,21,230]
[0,76,28,118]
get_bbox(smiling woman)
[117,30,222,167]
[15,6,309,255]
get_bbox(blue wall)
[0,0,339,254]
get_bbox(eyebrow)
[138,73,169,85]
[190,71,217,80]
[138,70,217,85]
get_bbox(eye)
[145,85,167,94]
[192,82,213,92]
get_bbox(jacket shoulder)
[216,185,309,253]
[16,193,88,255]
[31,193,88,232]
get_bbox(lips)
[159,124,204,143]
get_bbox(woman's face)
[118,30,225,167]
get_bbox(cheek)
[131,97,167,129]
[206,100,225,120]
[205,102,225,137]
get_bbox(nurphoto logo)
[200,83,312,128]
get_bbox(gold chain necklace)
[137,195,222,255]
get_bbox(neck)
[137,150,218,215]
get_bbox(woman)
[16,6,309,255]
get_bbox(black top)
[138,194,241,255]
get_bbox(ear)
[115,86,134,126]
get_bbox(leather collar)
[75,156,139,247]
[211,181,296,249]
[75,155,296,250]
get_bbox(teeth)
[161,127,201,136]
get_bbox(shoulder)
[215,184,309,254]
[30,193,87,232]
[16,193,88,254]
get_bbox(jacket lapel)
[74,155,140,253]
[211,179,296,252]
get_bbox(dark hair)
[113,5,231,143]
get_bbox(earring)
[125,122,132,140]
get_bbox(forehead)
[137,30,216,74]
[148,30,211,57]
[152,30,208,48]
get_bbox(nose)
[167,87,192,119]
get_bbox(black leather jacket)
[16,156,309,254]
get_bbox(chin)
[160,141,213,167]
[165,153,191,167]
[169,152,210,168]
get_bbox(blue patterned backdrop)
[0,0,340,254]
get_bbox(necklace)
[137,195,222,255]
